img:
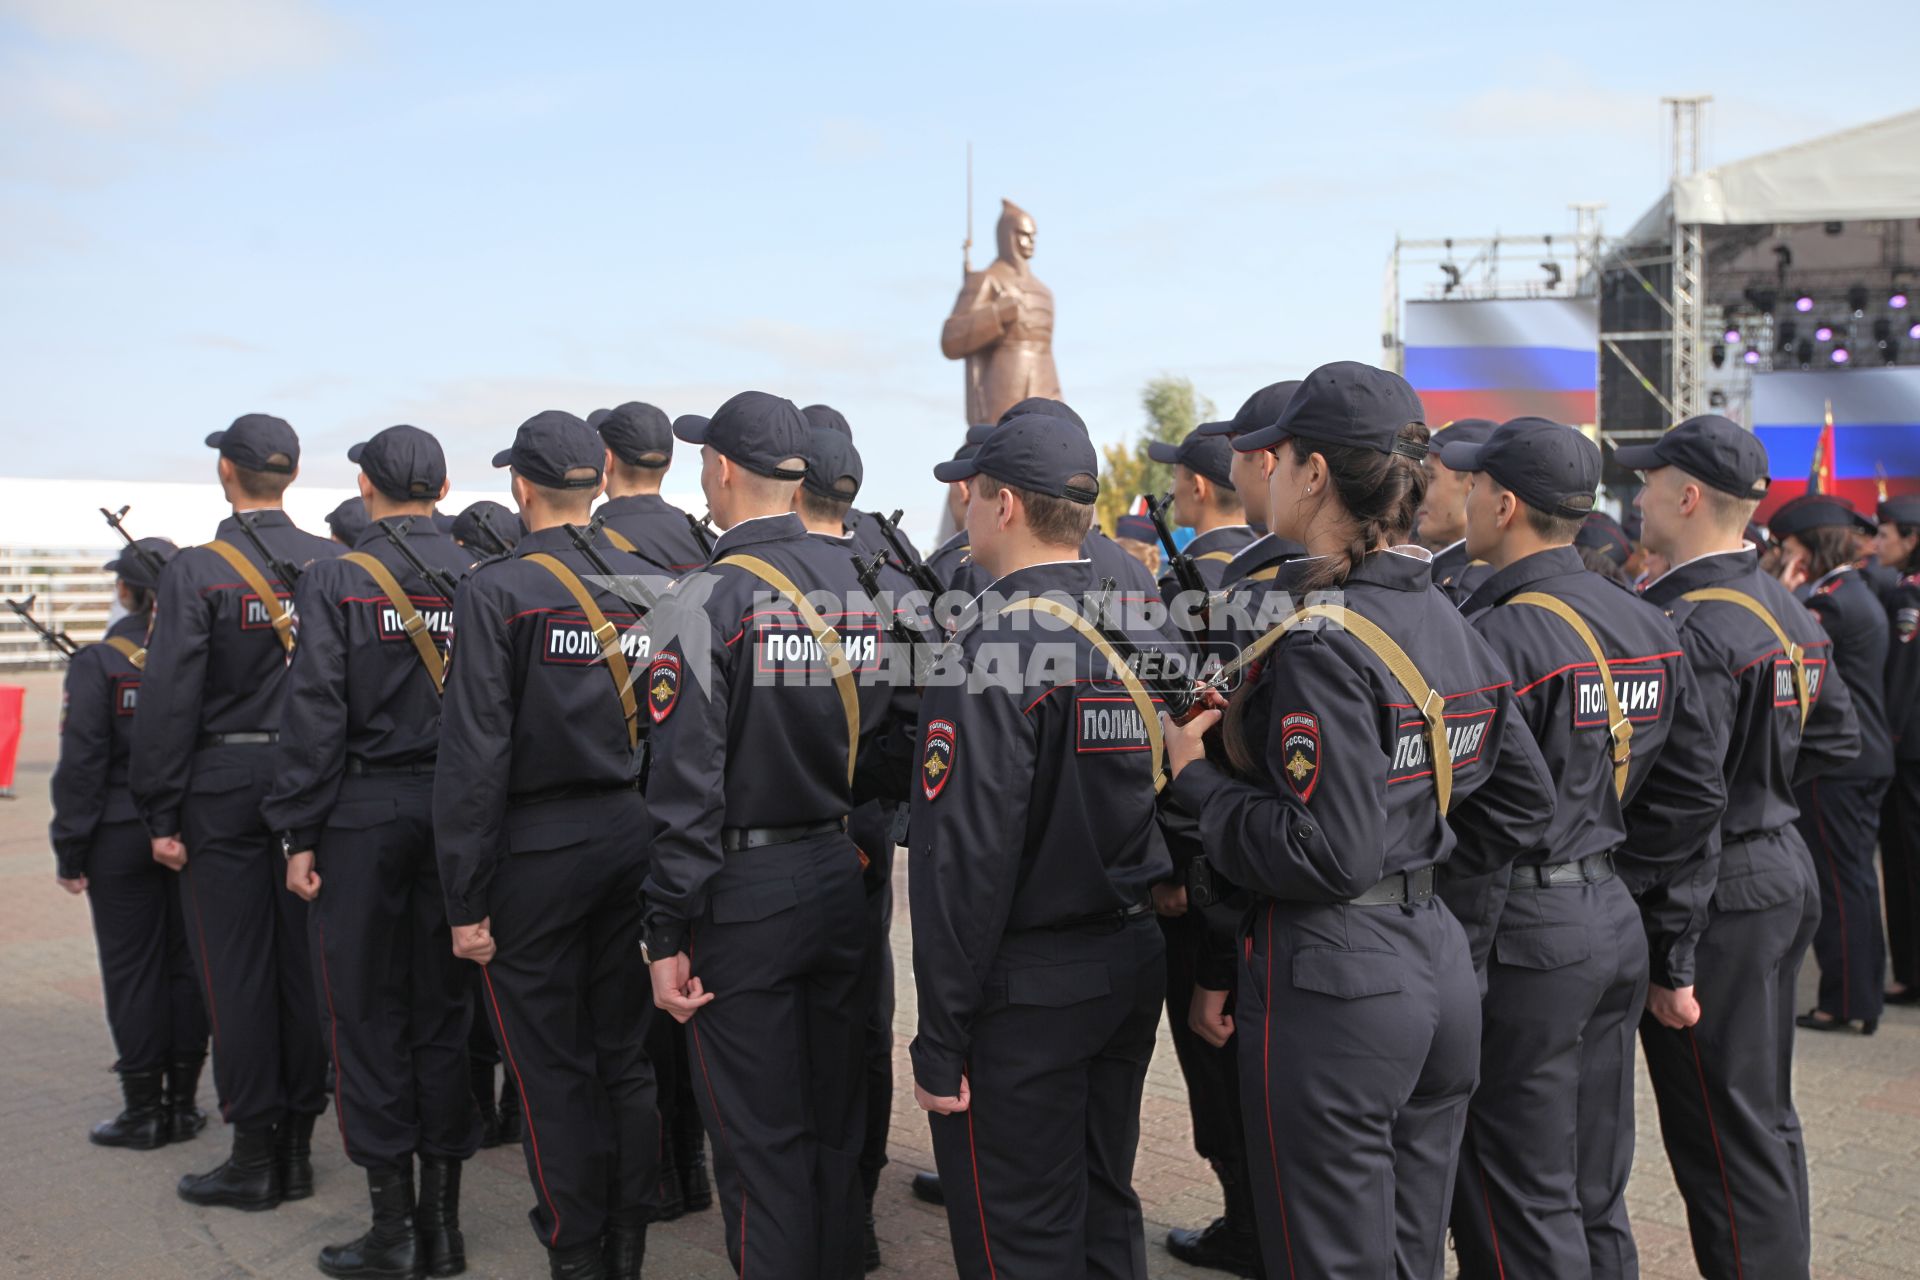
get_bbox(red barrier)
[0,685,23,797]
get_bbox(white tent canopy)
[1625,108,1920,242]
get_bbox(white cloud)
[0,0,347,90]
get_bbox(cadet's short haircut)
[522,468,599,516]
[732,456,806,506]
[1701,485,1760,532]
[974,472,1097,547]
[231,462,296,502]
[611,455,669,481]
[797,479,857,526]
[1491,477,1585,545]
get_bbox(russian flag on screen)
[1404,298,1598,427]
[1751,367,1920,519]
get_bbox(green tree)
[1097,375,1215,532]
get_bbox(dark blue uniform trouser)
[928,914,1165,1280]
[1160,905,1246,1178]
[85,819,208,1074]
[1641,827,1819,1280]
[178,744,327,1128]
[1451,874,1649,1280]
[1881,763,1920,991]
[1237,894,1480,1280]
[479,797,659,1252]
[684,830,872,1280]
[858,841,896,1203]
[1796,775,1890,1023]
[309,775,479,1170]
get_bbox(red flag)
[1808,400,1835,496]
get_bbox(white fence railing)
[0,549,118,670]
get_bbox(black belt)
[1346,865,1436,906]
[509,779,642,807]
[1510,852,1615,889]
[198,731,277,748]
[1045,900,1153,931]
[720,817,847,853]
[347,757,436,777]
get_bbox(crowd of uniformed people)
[43,361,1920,1280]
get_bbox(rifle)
[564,523,658,614]
[685,511,716,559]
[467,508,512,558]
[873,509,946,599]
[1086,578,1201,722]
[99,506,167,580]
[5,594,78,660]
[232,511,304,593]
[854,550,934,682]
[373,518,462,601]
[1145,492,1207,603]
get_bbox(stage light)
[1911,321,1920,341]
[1780,320,1799,345]
[1441,262,1462,296]
[1893,292,1911,310]
[1796,340,1814,367]
[1795,294,1814,312]
[1724,327,1741,344]
[1711,344,1726,368]
[1541,261,1562,290]
[1743,349,1762,365]
[1848,285,1869,315]
[1815,324,1834,343]
[1831,345,1850,365]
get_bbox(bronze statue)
[941,199,1060,426]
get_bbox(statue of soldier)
[940,199,1061,427]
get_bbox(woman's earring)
[1305,486,1313,495]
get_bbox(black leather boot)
[470,1059,501,1148]
[318,1163,422,1279]
[495,1076,524,1146]
[177,1123,284,1210]
[603,1210,646,1280]
[863,1210,881,1273]
[415,1155,467,1278]
[909,1171,945,1206]
[677,1124,712,1214]
[1166,1159,1264,1277]
[167,1053,208,1142]
[278,1111,317,1200]
[90,1069,169,1150]
[547,1238,607,1280]
[651,1136,684,1222]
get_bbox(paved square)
[3,668,1917,1277]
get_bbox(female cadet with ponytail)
[1163,363,1555,1280]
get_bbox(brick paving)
[2,665,1918,1277]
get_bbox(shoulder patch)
[1897,606,1918,643]
[647,651,681,723]
[1279,711,1321,802]
[922,718,956,800]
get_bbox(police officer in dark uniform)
[594,401,710,573]
[798,402,925,576]
[643,391,894,1280]
[1765,495,1895,1034]
[1438,418,1727,1279]
[131,413,341,1210]
[1146,425,1258,604]
[1574,510,1636,586]
[450,500,523,562]
[327,497,371,547]
[1418,418,1497,603]
[1163,364,1555,1279]
[1618,415,1861,1280]
[925,425,997,604]
[52,537,209,1152]
[1877,494,1920,1005]
[911,410,1172,1280]
[434,411,665,1280]
[263,426,480,1278]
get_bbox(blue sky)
[3,0,1914,530]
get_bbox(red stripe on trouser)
[1259,904,1299,1278]
[688,929,746,1278]
[316,920,349,1158]
[965,1107,998,1279]
[181,871,225,1120]
[1478,1158,1508,1280]
[481,966,562,1246]
[1687,1029,1745,1279]
[1811,782,1852,1014]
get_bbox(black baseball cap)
[206,413,299,474]
[1232,362,1429,459]
[493,410,606,490]
[1147,426,1237,489]
[1575,511,1632,566]
[325,497,370,544]
[597,402,673,467]
[997,397,1086,432]
[673,391,809,481]
[1440,417,1599,520]
[349,424,446,501]
[934,411,1100,503]
[965,422,997,446]
[585,408,612,428]
[803,404,853,438]
[102,537,179,590]
[1878,495,1920,526]
[1769,494,1875,539]
[1114,514,1157,543]
[1612,415,1770,500]
[451,499,522,554]
[801,423,864,500]
[1429,418,1496,465]
[1200,381,1304,442]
